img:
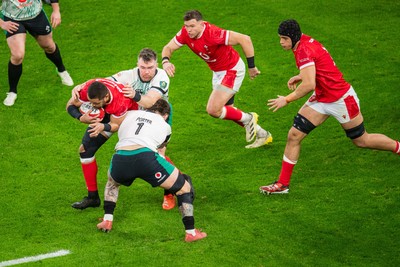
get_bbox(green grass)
[0,0,399,266]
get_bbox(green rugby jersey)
[2,0,42,21]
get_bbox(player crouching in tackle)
[97,99,207,242]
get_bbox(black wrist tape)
[246,56,255,68]
[103,123,112,132]
[67,105,82,120]
[133,91,142,102]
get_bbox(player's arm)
[228,31,260,79]
[71,83,86,100]
[49,1,61,28]
[161,39,181,77]
[88,113,126,137]
[123,87,162,109]
[66,94,99,124]
[267,65,316,112]
[66,96,83,120]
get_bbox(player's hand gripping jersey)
[78,78,138,117]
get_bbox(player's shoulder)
[155,68,169,79]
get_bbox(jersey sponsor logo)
[155,172,167,180]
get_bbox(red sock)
[81,160,98,191]
[278,158,296,186]
[223,105,244,121]
[393,141,400,155]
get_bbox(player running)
[260,19,400,195]
[162,10,272,148]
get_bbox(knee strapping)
[345,122,365,139]
[182,173,195,201]
[168,173,186,194]
[293,113,316,134]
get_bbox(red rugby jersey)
[294,34,351,103]
[79,78,138,118]
[174,22,240,72]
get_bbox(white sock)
[240,112,252,123]
[283,155,297,165]
[219,106,227,119]
[104,214,113,221]
[186,229,196,236]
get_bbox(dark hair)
[183,10,203,21]
[278,19,302,48]
[88,81,108,100]
[147,99,170,116]
[138,48,157,63]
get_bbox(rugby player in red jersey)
[260,19,400,194]
[66,78,138,209]
[162,10,272,149]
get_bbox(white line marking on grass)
[0,250,71,267]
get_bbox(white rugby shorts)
[306,86,360,123]
[212,58,245,93]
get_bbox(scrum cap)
[278,19,302,48]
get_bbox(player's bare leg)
[260,106,327,194]
[97,175,120,233]
[207,88,269,144]
[342,113,399,153]
[160,169,206,242]
[36,33,73,86]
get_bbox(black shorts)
[4,10,52,38]
[109,148,175,187]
